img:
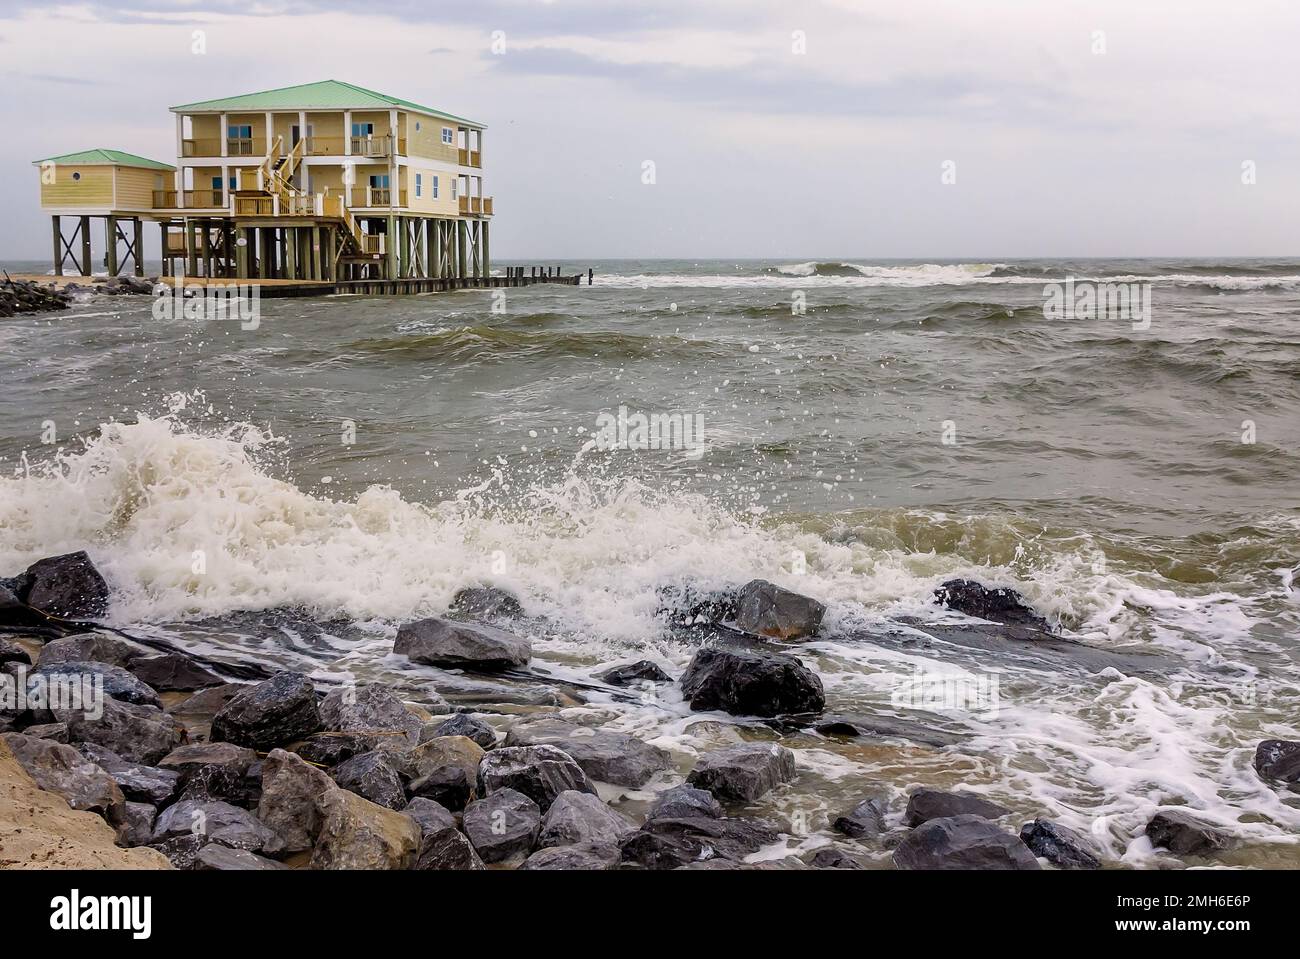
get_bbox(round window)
[72,171,81,181]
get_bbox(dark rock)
[656,583,739,629]
[53,697,185,765]
[150,834,204,869]
[834,794,888,839]
[805,847,867,869]
[294,731,380,766]
[0,637,32,667]
[38,632,148,667]
[394,735,484,785]
[1144,810,1233,856]
[177,762,262,809]
[1,732,126,826]
[904,788,1010,827]
[318,684,424,744]
[462,787,541,863]
[1253,739,1300,784]
[934,579,1050,631]
[687,743,797,801]
[403,797,484,870]
[620,815,780,869]
[22,722,69,743]
[449,585,524,620]
[22,551,110,619]
[126,654,223,692]
[893,815,1040,870]
[165,683,243,740]
[477,744,597,811]
[29,661,161,708]
[121,801,157,847]
[1020,818,1102,869]
[429,713,497,749]
[733,579,826,640]
[257,748,335,853]
[537,790,637,848]
[814,714,964,749]
[598,660,673,687]
[209,671,322,750]
[504,718,671,787]
[407,765,474,812]
[309,788,421,869]
[395,617,531,670]
[151,798,286,856]
[1,585,48,630]
[195,845,290,870]
[76,743,179,805]
[330,750,407,810]
[647,784,722,821]
[521,842,621,870]
[158,742,258,779]
[679,646,824,717]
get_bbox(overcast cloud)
[1,0,1297,260]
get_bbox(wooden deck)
[6,272,584,298]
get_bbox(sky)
[1,0,1297,261]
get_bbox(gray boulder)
[679,646,824,717]
[0,637,32,667]
[449,585,524,620]
[1020,818,1102,869]
[37,632,144,667]
[2,732,126,826]
[687,743,797,801]
[933,579,1050,631]
[504,718,671,787]
[904,788,1010,827]
[403,797,484,870]
[76,743,179,805]
[330,750,407,810]
[1254,739,1300,784]
[152,798,286,856]
[395,617,531,670]
[462,787,541,863]
[195,845,290,870]
[121,801,157,847]
[28,661,161,708]
[257,748,336,853]
[429,713,497,749]
[1144,810,1233,856]
[318,684,424,744]
[521,842,622,870]
[620,816,780,869]
[309,787,421,870]
[733,579,826,640]
[478,744,597,811]
[126,654,224,692]
[53,697,185,765]
[22,551,110,619]
[294,731,381,767]
[647,784,723,821]
[538,790,637,848]
[834,794,888,839]
[893,815,1040,870]
[210,671,322,750]
[158,742,259,778]
[598,660,673,686]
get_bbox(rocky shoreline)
[0,275,156,318]
[3,551,1296,870]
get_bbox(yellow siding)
[114,168,164,212]
[39,165,114,209]
[405,114,458,164]
[404,165,457,216]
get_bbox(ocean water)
[1,257,1297,867]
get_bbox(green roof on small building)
[170,79,483,128]
[32,149,175,171]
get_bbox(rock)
[257,748,335,853]
[687,743,797,801]
[478,744,597,811]
[429,713,497,749]
[620,816,780,869]
[450,585,524,620]
[462,787,541,863]
[933,579,1050,631]
[310,787,420,869]
[151,799,286,856]
[647,784,723,821]
[121,801,157,847]
[294,732,379,766]
[1253,739,1300,784]
[504,718,671,787]
[679,646,824,717]
[76,744,179,805]
[126,654,224,692]
[538,790,637,848]
[904,788,1010,827]
[834,795,888,839]
[394,735,485,785]
[150,834,204,869]
[0,637,32,667]
[408,765,474,811]
[733,579,826,640]
[54,698,185,765]
[0,585,47,629]
[522,842,622,870]
[1144,810,1233,856]
[395,617,531,671]
[22,722,69,743]
[403,797,484,870]
[165,683,243,740]
[176,762,262,809]
[22,551,110,619]
[37,632,144,667]
[195,845,290,871]
[158,742,259,779]
[893,815,1040,870]
[318,684,424,744]
[209,671,322,750]
[29,661,161,708]
[598,660,674,687]
[1020,818,1102,869]
[330,751,407,810]
[1,732,126,826]
[805,847,867,869]
[814,714,964,749]
[656,583,739,629]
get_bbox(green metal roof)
[170,79,483,128]
[31,149,175,170]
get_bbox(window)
[352,122,374,138]
[211,176,236,190]
[441,127,454,145]
[415,173,422,198]
[228,125,252,140]
[415,121,421,132]
[368,175,390,188]
[431,175,439,199]
[451,178,457,199]
[72,171,81,181]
